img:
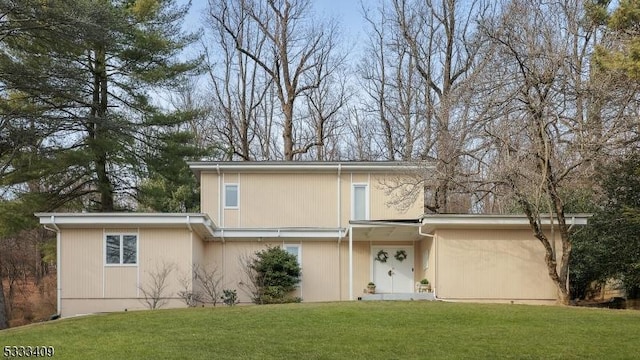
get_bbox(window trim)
[104,233,138,267]
[283,244,302,267]
[224,183,239,209]
[351,183,369,220]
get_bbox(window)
[105,234,137,265]
[284,244,301,266]
[224,184,239,208]
[352,184,368,220]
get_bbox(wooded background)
[1,0,639,328]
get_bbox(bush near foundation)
[247,246,302,304]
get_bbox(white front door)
[372,247,414,293]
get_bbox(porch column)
[349,225,353,300]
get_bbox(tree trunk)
[0,276,8,329]
[91,46,114,211]
[283,101,294,160]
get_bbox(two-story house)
[36,162,589,317]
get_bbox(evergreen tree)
[570,155,640,298]
[0,0,201,213]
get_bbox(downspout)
[186,216,194,294]
[44,216,61,317]
[216,164,222,226]
[434,232,439,301]
[566,216,576,291]
[337,164,342,299]
[337,163,342,233]
[567,216,576,232]
[186,215,193,232]
[349,225,353,300]
[339,227,349,301]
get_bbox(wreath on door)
[375,249,389,263]
[394,250,408,262]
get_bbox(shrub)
[221,289,238,306]
[243,246,302,304]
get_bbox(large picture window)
[106,234,137,265]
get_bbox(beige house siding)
[203,240,341,303]
[369,174,423,220]
[62,299,185,315]
[59,227,195,317]
[435,229,558,301]
[138,228,192,302]
[104,267,137,298]
[60,229,103,301]
[199,170,424,228]
[200,173,219,223]
[241,173,338,228]
[299,242,341,301]
[339,241,371,299]
[57,224,569,316]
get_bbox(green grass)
[2,301,639,359]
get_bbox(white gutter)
[189,163,430,173]
[211,228,347,239]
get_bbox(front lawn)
[2,301,639,359]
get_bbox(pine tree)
[0,0,201,212]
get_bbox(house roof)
[419,213,591,232]
[188,160,433,177]
[35,213,217,240]
[34,213,591,242]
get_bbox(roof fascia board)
[420,214,590,228]
[35,213,217,238]
[213,228,347,238]
[188,162,432,173]
[349,221,422,228]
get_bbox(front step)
[359,292,436,301]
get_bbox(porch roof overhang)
[349,219,425,242]
[35,212,218,240]
[419,213,591,233]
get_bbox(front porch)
[347,219,434,300]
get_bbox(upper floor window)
[352,184,369,220]
[224,183,239,209]
[106,234,137,265]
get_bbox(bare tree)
[388,0,494,213]
[193,264,223,306]
[139,261,174,310]
[478,0,636,303]
[237,253,264,304]
[359,1,429,161]
[204,0,272,160]
[208,0,344,160]
[302,71,349,160]
[177,268,201,307]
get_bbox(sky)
[183,0,367,54]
